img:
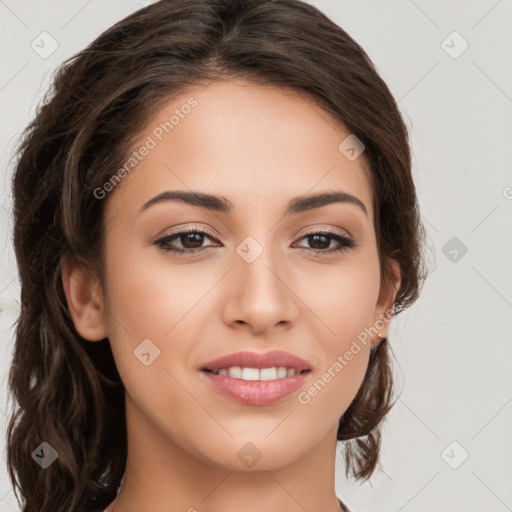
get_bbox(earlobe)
[60,253,108,342]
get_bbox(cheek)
[298,257,379,398]
[100,242,173,374]
[103,241,193,333]
[301,259,381,343]
[297,274,376,419]
[101,250,201,425]
[101,243,220,377]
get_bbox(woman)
[6,0,427,511]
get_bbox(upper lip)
[201,350,312,373]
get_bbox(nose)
[221,242,299,335]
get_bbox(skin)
[61,78,400,512]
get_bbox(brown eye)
[154,228,220,254]
[293,230,357,255]
[174,232,206,249]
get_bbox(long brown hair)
[6,0,427,510]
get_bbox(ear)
[371,258,401,348]
[60,252,108,342]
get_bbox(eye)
[153,226,220,255]
[153,227,357,256]
[292,229,357,255]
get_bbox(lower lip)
[201,370,311,405]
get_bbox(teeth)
[228,366,242,379]
[214,366,300,381]
[277,367,287,378]
[241,367,260,381]
[260,367,277,380]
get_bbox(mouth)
[199,350,313,405]
[202,367,311,379]
[200,349,312,374]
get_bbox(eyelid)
[298,225,353,240]
[156,223,218,240]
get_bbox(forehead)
[104,79,373,222]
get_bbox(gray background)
[1,1,511,511]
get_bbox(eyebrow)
[139,189,367,217]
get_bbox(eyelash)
[153,226,357,257]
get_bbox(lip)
[200,350,313,406]
[201,371,310,405]
[200,350,312,373]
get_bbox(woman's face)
[93,79,397,470]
